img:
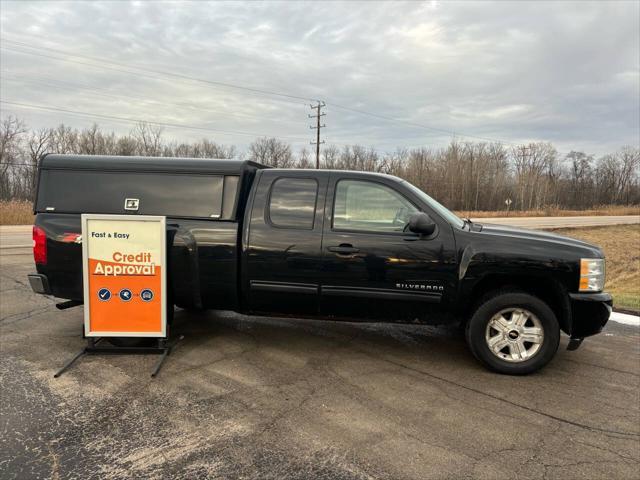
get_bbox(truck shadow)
[167,308,477,373]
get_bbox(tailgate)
[34,213,83,300]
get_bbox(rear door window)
[37,170,225,218]
[268,178,318,229]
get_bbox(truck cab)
[29,154,612,374]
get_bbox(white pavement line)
[609,311,640,327]
[0,225,32,233]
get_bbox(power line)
[309,101,326,169]
[0,98,381,153]
[1,37,586,154]
[0,38,537,148]
[0,73,305,127]
[0,74,367,151]
[1,38,318,105]
[326,102,520,146]
[0,100,313,143]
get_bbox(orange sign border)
[82,214,167,338]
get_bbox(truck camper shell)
[35,154,266,221]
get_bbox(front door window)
[333,180,418,233]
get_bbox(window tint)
[333,180,418,232]
[268,178,318,229]
[38,170,225,218]
[222,175,239,219]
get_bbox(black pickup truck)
[28,154,612,374]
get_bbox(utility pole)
[309,101,326,169]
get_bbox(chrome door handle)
[328,244,360,255]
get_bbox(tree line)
[1,115,638,211]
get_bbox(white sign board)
[82,214,166,337]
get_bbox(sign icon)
[97,288,111,301]
[124,198,139,211]
[140,289,154,302]
[119,288,133,301]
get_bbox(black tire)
[465,290,560,375]
[106,337,157,348]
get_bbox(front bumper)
[569,292,612,338]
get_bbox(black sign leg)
[54,308,179,378]
[151,345,170,378]
[54,347,87,378]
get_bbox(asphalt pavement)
[1,246,639,479]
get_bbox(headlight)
[579,258,605,292]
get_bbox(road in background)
[0,225,32,252]
[473,215,640,229]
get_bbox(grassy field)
[0,200,33,225]
[551,224,640,312]
[457,205,640,218]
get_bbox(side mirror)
[408,212,436,236]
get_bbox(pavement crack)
[0,303,57,325]
[371,354,640,438]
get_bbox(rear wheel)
[465,290,560,375]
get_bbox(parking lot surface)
[1,250,639,479]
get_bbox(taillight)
[33,226,47,265]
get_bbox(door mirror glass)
[407,212,436,236]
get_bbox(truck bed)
[35,213,241,311]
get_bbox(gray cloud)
[0,0,638,155]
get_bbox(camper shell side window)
[36,170,241,219]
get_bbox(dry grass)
[457,205,640,218]
[0,200,33,225]
[550,224,640,312]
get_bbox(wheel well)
[466,275,571,334]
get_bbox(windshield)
[401,181,465,229]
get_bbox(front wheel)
[465,291,560,375]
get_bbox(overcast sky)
[1,0,638,156]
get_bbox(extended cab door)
[243,170,328,315]
[319,173,458,321]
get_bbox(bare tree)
[132,122,164,156]
[566,151,594,207]
[48,124,77,153]
[2,114,639,209]
[321,145,340,169]
[297,147,313,169]
[26,128,52,197]
[247,137,294,167]
[78,123,101,154]
[0,116,27,199]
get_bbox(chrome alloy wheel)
[484,308,544,363]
